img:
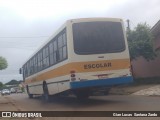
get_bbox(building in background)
[132,20,160,78]
[152,20,160,54]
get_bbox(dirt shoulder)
[109,84,159,95]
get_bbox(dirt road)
[0,93,160,120]
[1,93,160,111]
[1,83,160,120]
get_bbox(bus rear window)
[72,21,126,55]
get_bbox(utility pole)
[126,19,130,32]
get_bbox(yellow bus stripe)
[25,59,130,84]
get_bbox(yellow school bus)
[20,18,133,101]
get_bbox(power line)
[0,46,36,50]
[130,20,136,28]
[0,36,49,38]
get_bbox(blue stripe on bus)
[70,76,133,89]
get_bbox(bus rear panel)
[68,18,133,96]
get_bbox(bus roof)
[21,17,123,66]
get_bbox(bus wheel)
[43,82,51,102]
[26,85,33,98]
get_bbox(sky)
[0,0,160,83]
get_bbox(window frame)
[23,28,67,79]
[72,21,126,55]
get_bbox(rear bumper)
[70,76,133,89]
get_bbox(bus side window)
[62,32,67,59]
[49,42,54,65]
[56,50,60,62]
[58,35,63,61]
[53,40,58,63]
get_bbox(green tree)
[0,82,6,89]
[0,56,8,70]
[0,82,3,88]
[127,23,156,61]
[5,79,20,85]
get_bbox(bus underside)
[70,75,132,99]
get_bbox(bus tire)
[26,85,33,98]
[43,82,51,102]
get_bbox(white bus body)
[21,18,133,100]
